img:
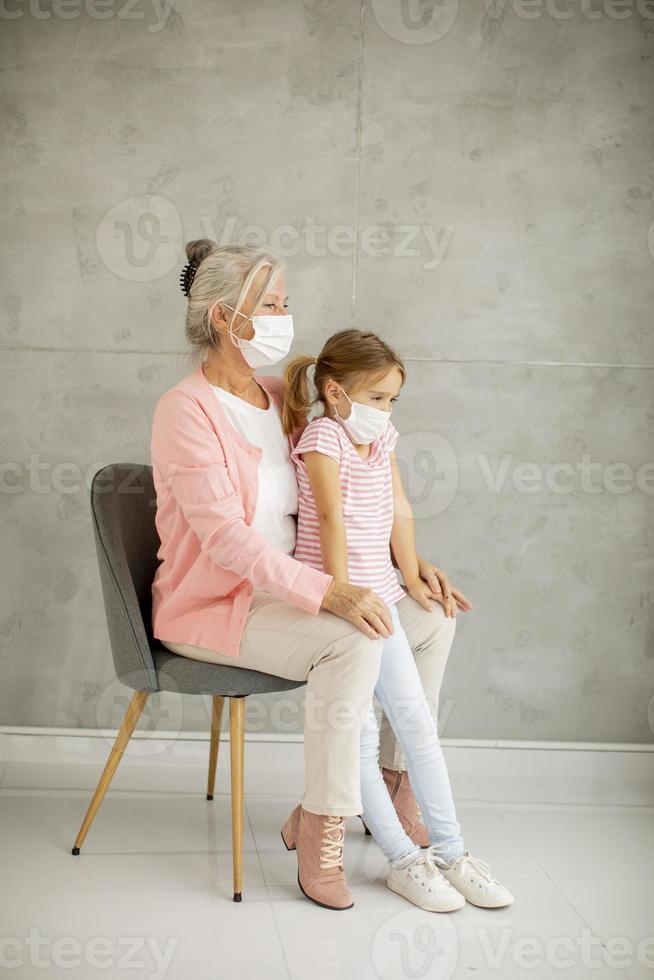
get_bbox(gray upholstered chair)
[71,462,305,902]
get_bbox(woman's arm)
[150,390,333,615]
[300,450,349,582]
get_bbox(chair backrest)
[90,463,160,692]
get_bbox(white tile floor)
[1,758,653,980]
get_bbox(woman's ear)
[210,304,232,334]
[214,304,228,326]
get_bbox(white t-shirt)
[210,381,298,557]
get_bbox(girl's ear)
[323,379,338,406]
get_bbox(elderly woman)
[150,241,471,911]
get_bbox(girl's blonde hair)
[182,239,284,369]
[282,328,405,436]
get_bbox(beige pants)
[161,589,456,816]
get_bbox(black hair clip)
[179,260,199,297]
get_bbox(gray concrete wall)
[1,0,653,741]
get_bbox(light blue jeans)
[360,600,465,867]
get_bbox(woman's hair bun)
[185,239,217,266]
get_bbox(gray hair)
[182,240,285,369]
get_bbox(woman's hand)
[320,580,394,640]
[416,557,473,618]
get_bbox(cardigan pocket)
[166,462,238,505]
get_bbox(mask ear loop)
[332,383,351,421]
[335,384,352,417]
[221,302,252,352]
[206,300,250,351]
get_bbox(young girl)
[282,328,514,913]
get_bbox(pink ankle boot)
[360,767,430,847]
[281,804,354,910]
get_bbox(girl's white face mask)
[223,304,294,369]
[333,385,391,445]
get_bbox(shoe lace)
[461,852,496,883]
[416,845,450,882]
[320,815,345,869]
[430,845,497,884]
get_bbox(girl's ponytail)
[282,354,317,436]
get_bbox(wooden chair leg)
[229,696,245,902]
[71,689,149,855]
[206,695,225,801]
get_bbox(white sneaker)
[386,845,466,912]
[433,848,514,908]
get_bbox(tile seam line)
[1,348,653,369]
[244,799,292,980]
[1,791,653,811]
[350,0,365,320]
[2,728,653,751]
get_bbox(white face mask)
[333,385,391,445]
[223,304,294,369]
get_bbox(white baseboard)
[1,728,652,807]
[1,725,652,750]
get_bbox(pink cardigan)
[149,365,333,657]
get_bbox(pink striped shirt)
[290,415,407,605]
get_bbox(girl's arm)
[300,450,349,582]
[389,449,460,615]
[389,449,421,587]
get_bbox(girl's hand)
[416,557,473,619]
[405,577,450,613]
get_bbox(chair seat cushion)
[152,646,307,697]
